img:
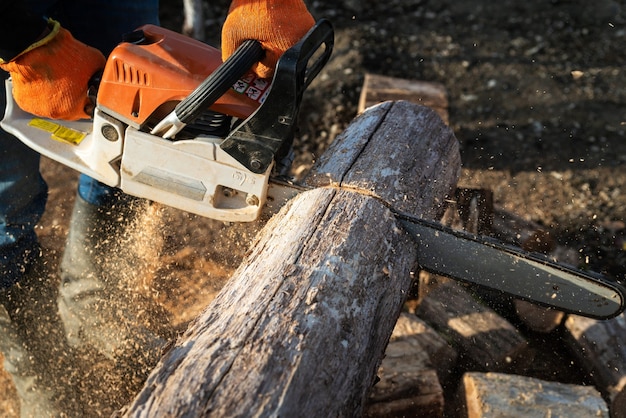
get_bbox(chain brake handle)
[220,18,335,174]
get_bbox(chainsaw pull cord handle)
[151,39,264,139]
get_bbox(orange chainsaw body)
[97,24,259,127]
[2,18,335,222]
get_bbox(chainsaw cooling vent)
[179,111,232,139]
[112,59,150,85]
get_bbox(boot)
[57,193,172,407]
[0,250,81,418]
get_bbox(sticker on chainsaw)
[232,72,271,104]
[28,118,86,145]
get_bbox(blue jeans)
[0,0,159,287]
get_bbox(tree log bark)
[122,101,461,417]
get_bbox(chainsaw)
[2,20,334,222]
[2,19,625,320]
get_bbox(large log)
[122,101,461,417]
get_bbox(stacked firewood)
[359,74,626,418]
[363,204,626,417]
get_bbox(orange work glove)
[221,0,315,79]
[0,19,105,120]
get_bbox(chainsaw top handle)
[150,38,265,138]
[221,18,335,174]
[175,39,265,126]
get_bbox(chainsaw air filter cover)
[97,24,260,128]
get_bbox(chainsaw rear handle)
[175,39,265,125]
[221,18,335,174]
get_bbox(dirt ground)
[1,0,625,416]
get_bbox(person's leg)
[1,1,164,413]
[0,303,59,418]
[57,180,168,374]
[0,255,82,418]
[0,69,76,416]
[47,0,172,399]
[0,73,47,287]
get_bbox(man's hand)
[0,20,105,121]
[221,0,315,79]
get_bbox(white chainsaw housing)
[1,79,270,222]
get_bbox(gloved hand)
[0,19,105,121]
[221,0,315,79]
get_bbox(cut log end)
[460,372,609,418]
